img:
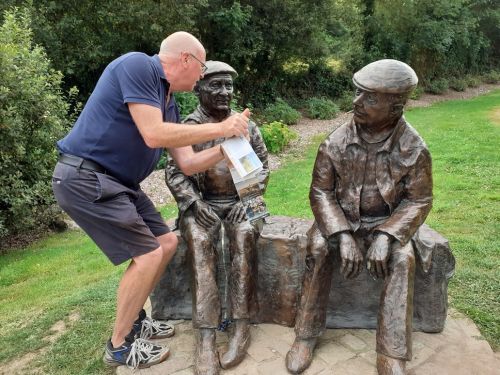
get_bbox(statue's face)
[352,88,394,128]
[198,73,234,112]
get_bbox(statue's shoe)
[194,329,220,375]
[376,353,407,375]
[285,337,317,374]
[219,320,250,369]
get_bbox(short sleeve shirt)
[57,52,180,188]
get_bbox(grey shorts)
[52,162,170,265]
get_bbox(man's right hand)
[193,200,220,229]
[338,232,363,279]
[219,108,250,138]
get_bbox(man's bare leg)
[111,232,177,347]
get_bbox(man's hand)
[219,108,250,138]
[366,232,392,279]
[226,202,247,224]
[193,200,219,230]
[338,232,363,279]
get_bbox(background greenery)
[0,1,499,238]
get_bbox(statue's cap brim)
[203,61,238,78]
[353,59,418,94]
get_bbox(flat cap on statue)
[203,60,238,78]
[353,59,418,94]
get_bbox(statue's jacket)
[310,116,435,271]
[165,105,269,216]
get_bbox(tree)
[0,7,75,237]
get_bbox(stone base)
[151,216,455,332]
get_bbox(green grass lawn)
[0,91,498,373]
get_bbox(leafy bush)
[409,86,424,100]
[336,91,354,112]
[482,70,500,84]
[466,75,481,88]
[260,121,298,154]
[262,99,301,125]
[0,8,75,238]
[425,78,449,94]
[174,92,199,120]
[305,97,339,120]
[449,78,467,92]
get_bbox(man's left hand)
[366,233,392,279]
[226,202,247,224]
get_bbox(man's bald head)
[159,31,205,57]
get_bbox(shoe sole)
[103,347,170,369]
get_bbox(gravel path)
[141,83,500,207]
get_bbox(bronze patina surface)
[287,59,442,375]
[165,60,269,375]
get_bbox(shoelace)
[140,316,173,339]
[126,338,162,369]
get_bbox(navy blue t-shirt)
[57,53,180,188]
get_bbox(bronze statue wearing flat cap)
[286,59,434,375]
[166,61,269,375]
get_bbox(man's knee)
[133,246,164,272]
[158,232,178,258]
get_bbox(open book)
[222,136,269,223]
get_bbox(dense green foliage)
[305,97,340,119]
[260,121,298,153]
[262,99,301,125]
[0,8,75,238]
[1,1,497,106]
[174,91,199,120]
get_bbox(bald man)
[52,31,250,369]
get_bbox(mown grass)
[0,91,498,374]
[0,204,179,374]
[265,90,500,349]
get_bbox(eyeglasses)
[189,53,208,74]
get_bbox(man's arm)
[167,145,223,176]
[128,103,249,148]
[309,140,351,238]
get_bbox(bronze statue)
[165,61,269,375]
[286,59,433,375]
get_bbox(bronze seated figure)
[165,61,269,375]
[286,59,434,375]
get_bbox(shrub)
[0,8,75,238]
[260,121,298,154]
[174,92,199,120]
[262,99,300,125]
[336,91,354,112]
[409,86,424,100]
[425,78,449,94]
[449,78,467,92]
[482,70,500,84]
[466,75,481,88]
[305,97,339,120]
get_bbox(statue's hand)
[338,232,363,279]
[366,232,392,279]
[193,200,220,229]
[226,202,247,224]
